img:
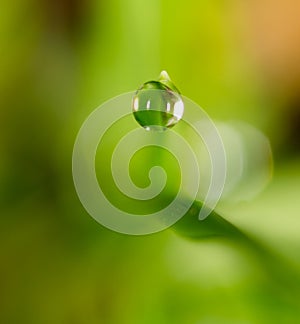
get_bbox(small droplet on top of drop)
[132,71,184,131]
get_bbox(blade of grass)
[172,199,300,306]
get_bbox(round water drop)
[132,71,184,131]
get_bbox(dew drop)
[132,71,184,131]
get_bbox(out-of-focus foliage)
[1,0,300,323]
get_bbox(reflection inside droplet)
[132,71,184,131]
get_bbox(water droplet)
[132,71,184,131]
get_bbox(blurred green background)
[1,0,300,323]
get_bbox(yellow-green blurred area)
[1,0,300,323]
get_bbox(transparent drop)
[132,71,184,131]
